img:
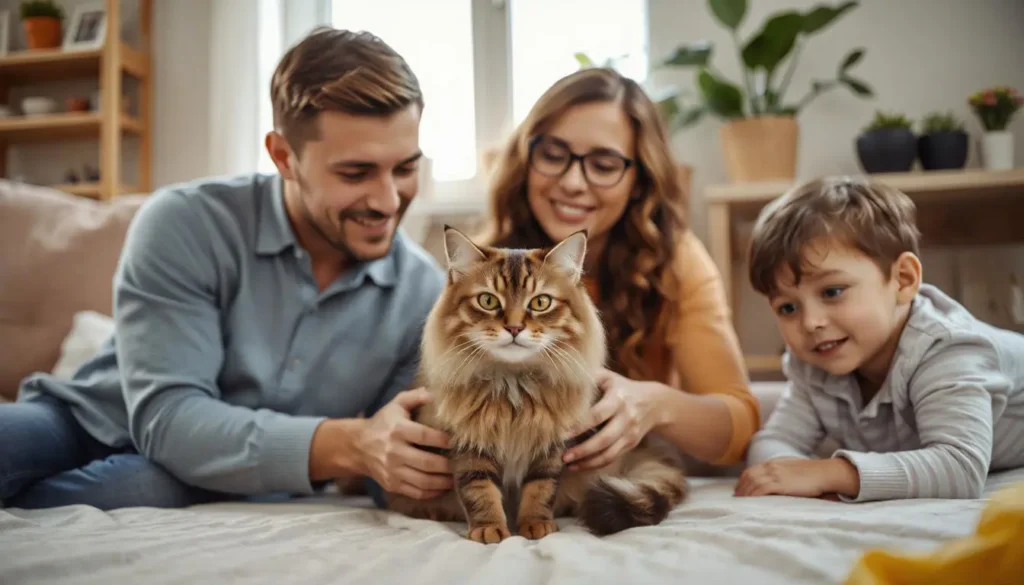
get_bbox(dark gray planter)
[917,131,968,171]
[856,127,917,173]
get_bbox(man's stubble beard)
[294,169,412,263]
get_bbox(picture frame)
[0,10,10,56]
[63,2,107,51]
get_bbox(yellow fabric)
[845,482,1024,585]
[584,231,759,465]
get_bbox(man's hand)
[734,458,860,499]
[353,388,454,500]
[309,388,454,500]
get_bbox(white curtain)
[206,0,326,177]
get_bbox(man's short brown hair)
[270,27,423,153]
[748,177,922,297]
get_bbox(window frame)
[297,0,647,208]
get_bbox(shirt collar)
[255,174,296,256]
[256,174,399,289]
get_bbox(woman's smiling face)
[525,101,636,249]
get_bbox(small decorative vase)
[856,127,917,173]
[981,131,1014,170]
[918,131,968,171]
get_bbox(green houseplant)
[657,0,873,182]
[856,111,916,174]
[917,111,967,171]
[20,0,64,50]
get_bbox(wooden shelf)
[0,112,143,143]
[707,168,1024,204]
[0,43,149,85]
[49,182,140,199]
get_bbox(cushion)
[0,181,145,400]
[51,310,116,380]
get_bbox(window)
[509,0,649,124]
[313,0,649,200]
[332,0,478,183]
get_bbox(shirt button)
[290,358,301,369]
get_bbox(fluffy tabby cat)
[385,226,688,543]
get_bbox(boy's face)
[767,239,920,382]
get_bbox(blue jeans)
[0,397,227,510]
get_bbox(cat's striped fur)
[385,226,688,543]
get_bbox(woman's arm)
[562,233,759,470]
[659,232,760,465]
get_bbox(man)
[0,28,452,510]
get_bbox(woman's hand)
[562,368,666,471]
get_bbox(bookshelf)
[0,0,152,200]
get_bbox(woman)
[480,67,759,471]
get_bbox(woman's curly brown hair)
[478,68,688,380]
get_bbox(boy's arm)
[832,339,1007,502]
[747,366,827,464]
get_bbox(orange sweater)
[584,231,760,465]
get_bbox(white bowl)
[21,97,58,116]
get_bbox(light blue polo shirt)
[19,173,445,496]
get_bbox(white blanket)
[2,470,1021,585]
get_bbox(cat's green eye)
[528,294,552,312]
[477,292,501,311]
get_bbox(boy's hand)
[734,458,860,499]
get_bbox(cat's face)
[431,227,602,372]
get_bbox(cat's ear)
[543,230,587,284]
[443,225,486,283]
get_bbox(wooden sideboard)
[705,168,1024,375]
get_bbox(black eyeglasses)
[527,135,634,188]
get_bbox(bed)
[2,469,1021,585]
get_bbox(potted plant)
[20,0,64,50]
[969,86,1022,170]
[917,112,968,171]
[856,111,916,174]
[656,0,873,183]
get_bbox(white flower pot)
[981,130,1014,170]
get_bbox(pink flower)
[984,95,997,106]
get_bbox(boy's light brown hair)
[270,27,423,154]
[748,177,922,297]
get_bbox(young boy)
[735,177,1024,502]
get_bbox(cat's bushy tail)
[578,446,688,536]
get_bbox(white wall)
[2,0,213,189]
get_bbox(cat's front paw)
[467,524,511,544]
[518,519,559,539]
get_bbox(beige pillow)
[0,181,145,400]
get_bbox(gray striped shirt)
[748,284,1024,502]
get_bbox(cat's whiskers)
[449,342,489,384]
[433,337,481,371]
[548,339,594,383]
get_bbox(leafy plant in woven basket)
[856,111,917,174]
[652,0,873,182]
[917,111,968,171]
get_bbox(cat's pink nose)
[504,325,524,338]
